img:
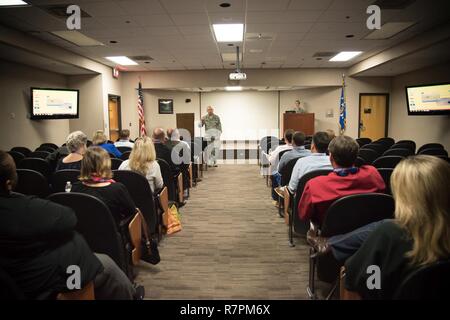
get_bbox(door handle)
[359,122,365,131]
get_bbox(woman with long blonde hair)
[119,136,163,193]
[344,155,450,299]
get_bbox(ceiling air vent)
[371,0,416,9]
[129,56,154,61]
[312,52,337,58]
[245,33,274,41]
[41,5,92,18]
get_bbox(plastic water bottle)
[65,181,72,193]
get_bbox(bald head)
[167,128,174,139]
[152,128,166,141]
[207,106,214,115]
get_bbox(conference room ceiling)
[0,0,449,73]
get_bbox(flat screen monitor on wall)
[406,83,450,115]
[30,87,79,120]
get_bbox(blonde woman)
[344,155,450,299]
[118,136,163,193]
[92,130,122,158]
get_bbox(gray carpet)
[135,164,310,299]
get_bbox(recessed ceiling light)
[329,51,362,61]
[220,2,231,8]
[346,34,354,38]
[105,56,138,66]
[213,24,244,42]
[51,30,104,46]
[110,40,118,44]
[0,0,28,6]
[225,86,242,91]
[364,22,415,40]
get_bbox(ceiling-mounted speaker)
[185,98,191,103]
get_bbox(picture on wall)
[158,99,173,114]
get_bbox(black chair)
[438,156,450,164]
[15,169,50,198]
[47,192,129,277]
[113,170,158,235]
[40,143,58,150]
[7,151,25,166]
[290,169,332,246]
[355,138,371,147]
[28,151,51,159]
[308,193,395,299]
[377,168,394,195]
[117,146,132,153]
[277,157,300,218]
[392,140,416,153]
[108,152,117,159]
[372,155,404,169]
[361,143,388,155]
[354,156,366,167]
[11,147,31,157]
[0,267,25,300]
[157,158,177,202]
[418,148,448,157]
[375,137,395,148]
[394,259,450,300]
[18,158,51,178]
[358,148,378,164]
[417,143,444,154]
[87,140,93,147]
[382,148,414,157]
[305,144,311,150]
[35,146,56,153]
[51,169,80,193]
[111,158,123,170]
[120,151,131,161]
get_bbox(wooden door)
[176,113,195,141]
[108,95,121,142]
[359,94,389,141]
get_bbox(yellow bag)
[166,204,182,235]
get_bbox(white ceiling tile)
[206,0,245,13]
[161,0,206,13]
[143,26,181,36]
[246,23,313,33]
[326,0,374,12]
[133,15,174,27]
[179,25,211,35]
[246,11,322,24]
[82,1,127,17]
[171,13,210,25]
[287,0,333,10]
[318,10,367,23]
[208,12,245,24]
[116,0,166,15]
[247,0,290,11]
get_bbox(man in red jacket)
[298,135,385,226]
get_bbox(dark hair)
[119,129,130,140]
[328,136,359,167]
[284,129,295,143]
[292,131,306,147]
[312,131,331,153]
[0,151,17,194]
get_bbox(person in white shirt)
[288,131,333,193]
[118,136,163,193]
[115,130,134,149]
[268,129,294,175]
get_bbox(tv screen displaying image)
[406,83,450,115]
[31,87,79,119]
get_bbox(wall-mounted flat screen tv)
[406,83,450,115]
[31,87,79,119]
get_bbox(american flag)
[339,74,346,135]
[137,80,147,137]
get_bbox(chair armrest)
[339,266,362,300]
[177,172,184,203]
[156,186,169,227]
[284,188,291,225]
[128,211,142,265]
[188,163,193,188]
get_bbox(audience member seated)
[114,130,134,149]
[298,135,385,225]
[268,129,294,176]
[56,131,87,171]
[344,155,450,299]
[119,136,163,193]
[288,131,333,193]
[92,130,122,158]
[166,128,191,155]
[0,150,141,300]
[326,129,336,141]
[152,127,179,175]
[272,131,311,201]
[46,145,70,172]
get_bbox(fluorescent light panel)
[0,0,28,6]
[364,22,415,40]
[105,56,138,66]
[213,24,244,42]
[329,51,362,62]
[225,86,242,91]
[51,30,104,47]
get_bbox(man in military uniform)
[201,106,222,167]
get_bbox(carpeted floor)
[135,164,310,299]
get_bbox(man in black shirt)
[0,150,141,299]
[152,127,180,175]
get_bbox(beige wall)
[0,59,70,150]
[390,62,450,151]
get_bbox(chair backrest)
[108,152,117,159]
[51,169,80,193]
[382,148,414,157]
[40,143,59,150]
[418,148,448,157]
[375,137,395,148]
[280,157,300,186]
[7,151,25,166]
[47,192,127,273]
[15,169,50,198]
[293,169,333,234]
[358,148,379,164]
[392,140,416,153]
[376,168,394,195]
[112,170,157,234]
[110,158,123,170]
[157,158,176,202]
[28,151,51,159]
[18,158,51,177]
[394,259,450,300]
[355,156,366,167]
[117,146,132,153]
[11,147,31,157]
[35,146,56,153]
[417,143,444,154]
[362,143,388,155]
[356,138,372,147]
[120,151,131,161]
[372,155,404,169]
[0,267,25,300]
[278,149,290,161]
